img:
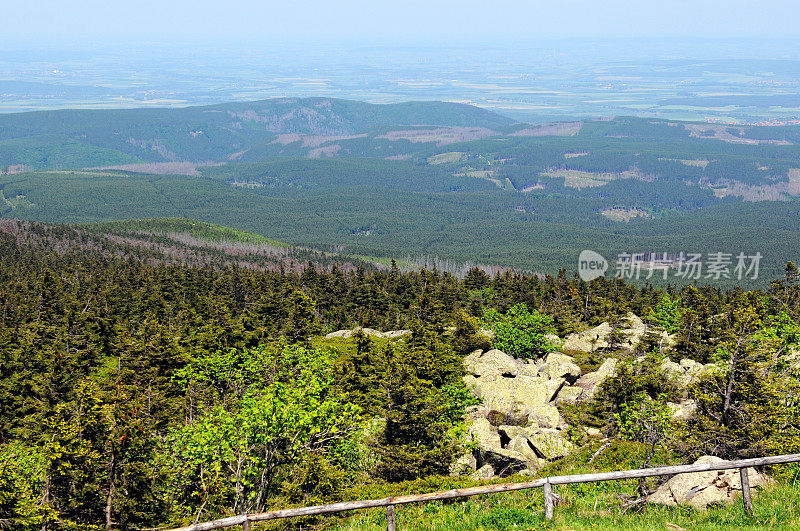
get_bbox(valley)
[0,97,798,285]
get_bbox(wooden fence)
[166,452,800,531]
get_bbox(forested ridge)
[2,98,800,286]
[1,167,798,286]
[2,219,800,529]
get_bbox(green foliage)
[615,395,672,446]
[279,452,350,505]
[162,344,362,519]
[438,382,481,425]
[0,98,513,169]
[684,308,800,459]
[90,218,275,245]
[284,290,322,343]
[647,294,683,334]
[0,443,57,530]
[450,310,492,355]
[1,101,800,285]
[372,341,466,482]
[563,355,678,437]
[614,392,673,477]
[484,303,559,359]
[0,134,140,169]
[0,161,796,285]
[773,311,800,347]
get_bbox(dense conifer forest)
[1,219,799,529]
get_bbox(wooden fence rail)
[167,452,800,531]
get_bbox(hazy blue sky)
[4,0,800,43]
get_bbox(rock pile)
[661,357,715,392]
[562,313,675,352]
[457,348,618,478]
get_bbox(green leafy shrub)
[483,303,559,359]
[0,443,57,530]
[684,308,800,460]
[647,294,683,334]
[161,344,362,520]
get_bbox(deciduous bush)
[484,303,560,359]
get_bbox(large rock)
[526,402,562,429]
[472,464,495,480]
[563,322,612,352]
[538,352,581,383]
[473,375,562,426]
[649,456,769,510]
[661,357,712,397]
[555,385,584,405]
[499,425,576,461]
[464,349,519,378]
[450,452,477,476]
[467,419,534,476]
[384,329,412,338]
[465,403,489,421]
[617,312,647,349]
[506,435,546,469]
[562,314,666,353]
[574,358,618,400]
[667,399,697,421]
[527,429,576,460]
[468,417,501,451]
[626,313,646,333]
[660,358,682,378]
[517,363,543,378]
[325,329,350,339]
[483,447,530,476]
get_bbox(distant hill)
[1,99,799,285]
[0,98,516,169]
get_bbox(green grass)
[251,441,800,530]
[326,482,800,530]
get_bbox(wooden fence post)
[386,504,397,531]
[543,480,554,521]
[740,467,753,515]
